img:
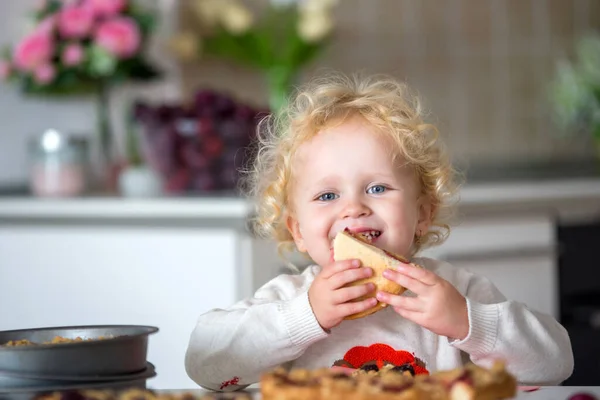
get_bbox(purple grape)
[222,147,250,170]
[194,90,217,109]
[202,135,224,159]
[235,105,257,122]
[569,393,598,400]
[165,168,191,193]
[218,120,247,143]
[197,117,215,137]
[213,95,236,118]
[156,105,179,123]
[180,145,209,169]
[190,170,216,192]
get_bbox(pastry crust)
[333,230,413,319]
[261,361,517,400]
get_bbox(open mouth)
[357,230,381,242]
[341,228,381,243]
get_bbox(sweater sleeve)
[449,270,574,386]
[184,266,329,391]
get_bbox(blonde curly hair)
[242,72,460,259]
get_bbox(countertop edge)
[0,178,598,220]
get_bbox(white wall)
[0,0,181,188]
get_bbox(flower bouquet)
[170,0,338,114]
[0,0,161,184]
[548,33,600,159]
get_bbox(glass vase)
[266,66,296,116]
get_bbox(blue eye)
[367,185,386,194]
[317,192,338,201]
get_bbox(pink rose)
[85,0,127,16]
[34,63,56,84]
[34,15,56,36]
[0,61,12,80]
[58,6,94,38]
[62,43,85,66]
[14,33,54,71]
[95,17,140,58]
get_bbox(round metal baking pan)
[0,377,151,400]
[0,363,156,389]
[0,325,158,376]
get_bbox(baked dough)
[333,229,415,320]
[261,361,517,400]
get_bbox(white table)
[515,386,600,399]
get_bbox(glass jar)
[29,129,89,197]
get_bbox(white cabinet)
[0,224,242,390]
[446,253,557,317]
[421,213,558,318]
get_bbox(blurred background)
[0,0,599,390]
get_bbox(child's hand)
[376,263,469,340]
[308,259,377,330]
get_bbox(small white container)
[29,129,89,197]
[118,166,163,198]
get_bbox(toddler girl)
[185,73,573,391]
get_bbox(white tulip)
[297,9,333,42]
[219,2,254,34]
[191,0,223,26]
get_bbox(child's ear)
[286,214,307,253]
[416,197,433,235]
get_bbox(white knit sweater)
[185,257,573,391]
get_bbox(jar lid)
[30,129,88,154]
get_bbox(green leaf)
[18,70,99,97]
[88,45,118,77]
[32,0,62,22]
[114,57,162,82]
[129,10,157,37]
[203,28,263,68]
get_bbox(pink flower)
[95,17,140,58]
[34,63,56,84]
[0,61,12,80]
[58,6,94,38]
[62,43,85,66]
[14,33,54,71]
[34,15,56,36]
[85,0,127,16]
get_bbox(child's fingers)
[376,291,422,311]
[393,307,421,322]
[394,263,438,285]
[338,297,378,317]
[321,259,361,279]
[333,283,375,304]
[383,269,429,294]
[329,266,373,289]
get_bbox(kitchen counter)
[0,177,599,221]
[157,386,600,400]
[1,175,599,389]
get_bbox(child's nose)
[341,199,371,219]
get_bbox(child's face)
[286,116,432,268]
